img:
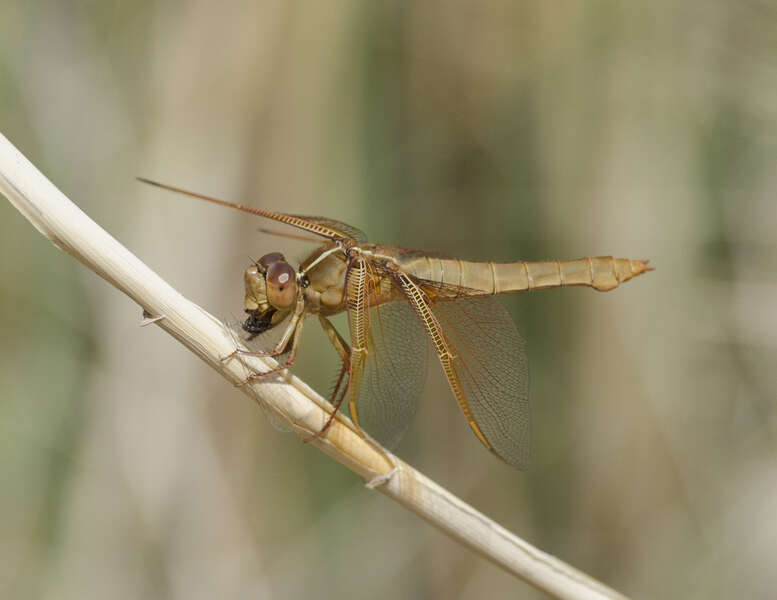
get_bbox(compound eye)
[258,252,286,272]
[265,261,297,309]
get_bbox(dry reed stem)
[0,132,627,600]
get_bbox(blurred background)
[1,2,776,598]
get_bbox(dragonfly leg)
[220,340,270,364]
[236,316,305,385]
[222,321,295,364]
[299,245,343,277]
[224,294,304,362]
[302,361,350,443]
[318,315,350,364]
[225,342,286,362]
[234,300,305,384]
[301,316,352,442]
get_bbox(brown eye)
[258,252,285,272]
[265,261,297,309]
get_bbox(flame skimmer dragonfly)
[140,178,651,468]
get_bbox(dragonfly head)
[242,252,299,335]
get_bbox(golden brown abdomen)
[399,254,652,296]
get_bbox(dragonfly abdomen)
[494,256,651,293]
[403,254,651,296]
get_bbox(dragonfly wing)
[136,178,359,241]
[430,297,530,469]
[289,215,367,242]
[356,299,429,450]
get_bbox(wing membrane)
[289,216,367,242]
[355,298,429,449]
[136,178,364,241]
[430,297,530,469]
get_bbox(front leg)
[232,296,306,383]
[224,307,301,362]
[240,315,305,383]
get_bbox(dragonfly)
[139,178,652,469]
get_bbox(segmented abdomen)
[399,255,651,296]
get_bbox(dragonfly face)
[242,252,298,335]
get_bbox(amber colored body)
[301,241,648,315]
[138,178,652,469]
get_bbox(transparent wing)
[430,297,530,469]
[416,277,486,300]
[355,299,429,450]
[289,215,367,242]
[136,178,357,241]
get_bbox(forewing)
[289,215,367,242]
[136,178,360,241]
[356,298,429,450]
[430,297,530,469]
